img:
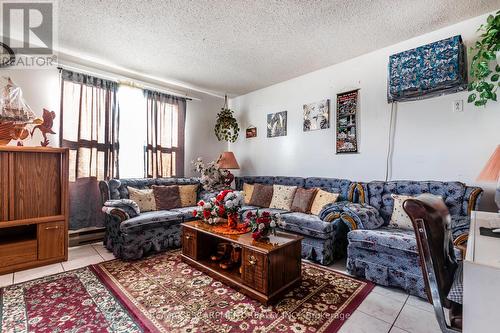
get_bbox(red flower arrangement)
[244,210,281,240]
[193,190,244,227]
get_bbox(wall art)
[246,126,257,138]
[267,111,287,138]
[303,99,329,131]
[336,90,359,153]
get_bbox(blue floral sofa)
[346,180,482,298]
[235,176,359,265]
[99,177,213,260]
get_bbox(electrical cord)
[385,102,397,181]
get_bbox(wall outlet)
[453,100,463,112]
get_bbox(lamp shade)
[477,145,500,181]
[217,151,240,169]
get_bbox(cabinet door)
[0,152,7,221]
[242,248,268,293]
[11,152,62,220]
[38,221,66,260]
[182,228,197,259]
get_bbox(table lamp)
[217,151,240,187]
[477,145,500,212]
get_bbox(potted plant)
[214,95,239,142]
[468,11,500,107]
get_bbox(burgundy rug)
[0,267,141,332]
[92,251,374,333]
[0,251,373,333]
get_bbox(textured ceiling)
[58,0,499,96]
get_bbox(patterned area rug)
[0,267,142,332]
[93,251,374,333]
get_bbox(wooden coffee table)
[181,220,303,305]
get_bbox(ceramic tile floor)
[0,244,440,333]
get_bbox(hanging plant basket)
[214,95,239,143]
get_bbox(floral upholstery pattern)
[304,177,354,201]
[171,206,199,220]
[119,210,183,233]
[301,235,335,265]
[280,212,334,239]
[103,199,140,218]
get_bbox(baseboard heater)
[69,227,105,247]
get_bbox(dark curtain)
[144,90,186,178]
[60,69,119,230]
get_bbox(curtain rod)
[56,65,198,101]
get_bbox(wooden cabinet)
[182,228,197,259]
[242,248,267,293]
[0,147,69,275]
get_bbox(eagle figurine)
[31,108,56,146]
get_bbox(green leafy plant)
[468,11,500,106]
[214,96,239,142]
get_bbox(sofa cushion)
[291,188,318,213]
[348,226,418,254]
[244,207,290,217]
[249,184,274,207]
[152,185,182,210]
[109,177,199,200]
[179,184,198,207]
[390,194,414,230]
[127,187,156,212]
[120,210,183,232]
[269,185,297,210]
[280,212,335,239]
[242,183,254,205]
[310,189,339,215]
[366,181,467,224]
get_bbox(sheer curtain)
[144,90,186,178]
[60,69,119,230]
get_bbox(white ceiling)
[58,0,499,97]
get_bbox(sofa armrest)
[102,207,130,223]
[463,187,483,216]
[99,180,111,206]
[341,203,385,230]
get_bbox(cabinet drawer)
[242,248,268,293]
[38,221,66,260]
[0,239,37,268]
[182,228,197,259]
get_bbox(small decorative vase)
[227,213,238,229]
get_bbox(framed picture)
[303,99,329,131]
[336,90,359,154]
[246,126,257,138]
[267,111,287,137]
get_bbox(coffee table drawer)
[242,248,268,293]
[182,228,197,259]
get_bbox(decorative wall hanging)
[214,95,239,143]
[336,90,359,154]
[246,125,257,138]
[468,12,500,107]
[387,35,467,103]
[303,99,330,131]
[267,111,287,138]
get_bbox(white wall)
[185,94,227,176]
[0,67,225,177]
[229,13,500,211]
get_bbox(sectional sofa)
[99,176,482,298]
[99,177,215,260]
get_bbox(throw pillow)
[242,183,254,205]
[291,188,318,213]
[390,194,414,230]
[249,184,274,207]
[269,185,297,210]
[127,187,156,212]
[152,185,182,210]
[179,184,199,207]
[310,189,340,215]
